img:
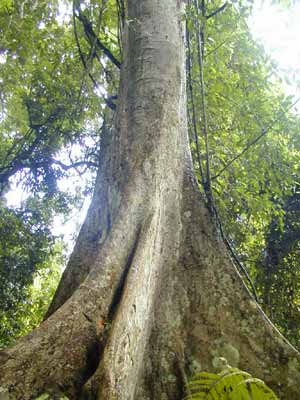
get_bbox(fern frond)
[185,368,279,400]
[231,378,279,400]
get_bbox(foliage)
[0,0,103,197]
[186,0,300,346]
[0,201,63,348]
[253,188,300,342]
[185,367,279,399]
[0,0,120,346]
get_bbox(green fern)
[185,368,279,399]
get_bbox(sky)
[249,0,300,97]
[4,0,300,255]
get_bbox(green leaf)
[185,368,279,399]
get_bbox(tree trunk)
[1,0,300,399]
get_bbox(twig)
[213,203,259,302]
[212,96,300,180]
[51,159,99,170]
[205,37,230,58]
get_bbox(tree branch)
[206,2,227,19]
[73,2,88,72]
[72,3,118,111]
[51,159,99,171]
[75,10,121,69]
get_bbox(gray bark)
[1,0,300,399]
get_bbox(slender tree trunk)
[1,0,300,399]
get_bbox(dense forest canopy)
[1,0,300,352]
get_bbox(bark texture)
[1,0,300,399]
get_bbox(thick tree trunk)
[1,0,300,399]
